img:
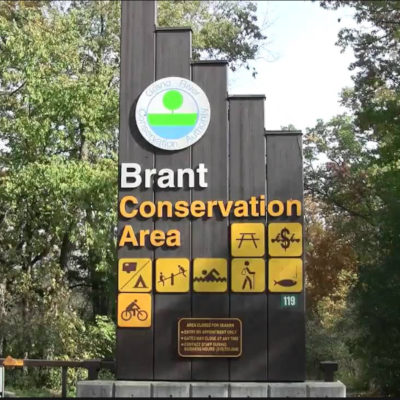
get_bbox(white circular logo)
[135,77,211,151]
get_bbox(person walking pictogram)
[241,261,256,290]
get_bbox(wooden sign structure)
[117,1,305,382]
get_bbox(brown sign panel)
[178,318,242,358]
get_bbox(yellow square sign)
[193,258,227,292]
[268,258,303,293]
[231,258,265,293]
[268,223,302,257]
[155,258,190,293]
[231,223,265,257]
[118,293,152,328]
[118,258,152,292]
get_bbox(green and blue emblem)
[136,77,210,150]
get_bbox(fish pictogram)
[271,227,300,251]
[274,279,297,287]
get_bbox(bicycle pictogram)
[120,299,148,322]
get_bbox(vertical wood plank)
[117,0,155,380]
[228,96,268,381]
[191,61,229,381]
[153,28,192,380]
[266,132,306,381]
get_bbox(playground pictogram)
[268,223,302,257]
[193,258,227,292]
[118,293,152,328]
[155,258,190,293]
[231,223,265,257]
[268,258,303,293]
[118,258,152,292]
[231,258,265,293]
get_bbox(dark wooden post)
[266,131,306,381]
[153,27,192,380]
[117,0,156,380]
[229,96,268,381]
[191,61,229,381]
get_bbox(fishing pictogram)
[118,258,152,292]
[231,223,265,257]
[268,223,303,257]
[156,258,190,293]
[193,258,227,292]
[268,258,303,293]
[271,227,300,251]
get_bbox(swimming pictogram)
[193,258,227,292]
[268,258,303,293]
[118,258,152,293]
[193,268,227,283]
[231,258,265,293]
[231,223,265,257]
[117,293,152,328]
[268,223,302,257]
[156,258,190,293]
[271,227,300,251]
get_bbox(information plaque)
[178,318,242,358]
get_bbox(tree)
[0,0,266,390]
[304,2,400,395]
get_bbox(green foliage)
[158,1,265,76]
[303,1,400,395]
[0,0,266,392]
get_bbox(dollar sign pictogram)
[280,228,291,250]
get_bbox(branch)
[0,82,26,96]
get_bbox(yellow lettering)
[233,200,249,217]
[157,201,173,218]
[191,200,206,218]
[139,229,150,246]
[218,200,233,217]
[118,225,138,247]
[287,199,302,216]
[119,196,138,218]
[166,230,181,247]
[150,230,165,246]
[140,201,156,218]
[268,200,284,217]
[175,201,189,218]
[207,200,218,218]
[259,195,266,217]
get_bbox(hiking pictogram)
[241,261,256,290]
[118,258,152,293]
[193,258,227,292]
[231,258,265,293]
[117,293,152,328]
[268,258,303,293]
[268,223,303,257]
[156,258,190,293]
[231,223,265,257]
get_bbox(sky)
[229,1,356,132]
